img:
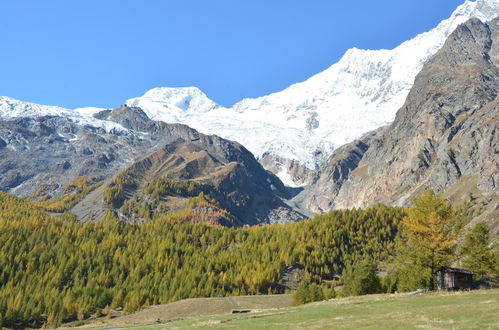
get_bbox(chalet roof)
[436,266,473,275]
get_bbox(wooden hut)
[435,267,473,290]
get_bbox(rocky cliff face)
[304,127,386,213]
[307,17,498,222]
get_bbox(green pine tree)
[460,222,496,278]
[342,257,381,296]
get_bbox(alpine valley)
[0,0,497,227]
[1,0,499,328]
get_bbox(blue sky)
[0,0,464,108]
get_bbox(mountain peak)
[2,0,497,188]
[450,0,498,23]
[474,0,499,16]
[125,86,220,123]
[112,0,499,187]
[142,86,206,100]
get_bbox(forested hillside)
[0,191,404,328]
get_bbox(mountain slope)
[0,105,302,225]
[97,139,303,226]
[306,17,499,231]
[304,127,386,213]
[125,0,498,186]
[89,107,304,225]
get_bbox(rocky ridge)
[305,17,499,232]
[0,106,304,225]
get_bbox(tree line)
[299,191,498,302]
[0,191,404,328]
[1,189,497,328]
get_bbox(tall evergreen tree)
[342,257,381,296]
[460,222,496,278]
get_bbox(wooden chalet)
[435,266,473,290]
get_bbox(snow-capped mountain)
[125,0,498,186]
[1,0,497,187]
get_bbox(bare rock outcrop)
[304,128,385,212]
[321,17,498,215]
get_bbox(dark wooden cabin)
[436,267,473,290]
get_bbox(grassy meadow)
[74,289,499,329]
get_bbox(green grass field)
[113,289,499,329]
